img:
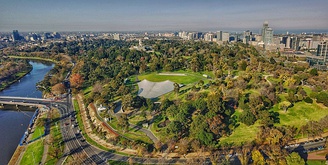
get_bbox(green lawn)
[108,116,153,144]
[31,126,44,140]
[83,86,93,98]
[306,160,326,165]
[45,110,64,165]
[137,70,206,84]
[219,122,260,146]
[303,86,313,95]
[123,128,153,144]
[274,101,328,128]
[20,140,44,165]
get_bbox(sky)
[0,0,327,32]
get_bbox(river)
[0,61,53,165]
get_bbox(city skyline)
[0,0,328,32]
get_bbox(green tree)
[309,68,318,76]
[117,114,129,133]
[122,94,133,111]
[239,109,256,126]
[206,91,223,115]
[174,82,180,95]
[286,152,305,165]
[190,115,214,145]
[166,105,178,119]
[166,121,182,138]
[316,91,328,106]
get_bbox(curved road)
[0,96,187,164]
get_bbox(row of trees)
[0,59,31,80]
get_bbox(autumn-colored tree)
[251,149,265,165]
[237,145,252,165]
[178,138,189,155]
[70,73,84,89]
[51,83,66,95]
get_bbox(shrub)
[304,97,313,104]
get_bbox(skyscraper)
[261,21,273,45]
[12,30,21,42]
[217,31,222,41]
[222,32,230,42]
[243,30,252,44]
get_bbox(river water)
[0,61,53,165]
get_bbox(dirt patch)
[158,73,186,76]
[8,146,25,165]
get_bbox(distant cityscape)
[1,22,327,70]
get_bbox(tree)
[70,73,84,89]
[248,93,264,117]
[178,138,189,155]
[92,82,103,94]
[279,101,292,112]
[51,83,66,95]
[309,68,318,76]
[316,91,328,106]
[237,145,251,165]
[239,109,256,126]
[190,115,214,145]
[174,82,180,95]
[206,91,223,114]
[166,105,178,119]
[238,60,247,71]
[207,114,227,137]
[122,94,133,111]
[117,114,129,133]
[166,121,182,138]
[286,152,305,165]
[251,149,265,165]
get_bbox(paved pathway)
[263,74,273,86]
[129,123,159,143]
[41,111,51,164]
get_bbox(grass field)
[137,70,207,84]
[83,86,93,98]
[20,140,44,165]
[307,160,326,165]
[45,110,63,165]
[219,122,260,146]
[31,126,44,140]
[274,101,328,128]
[108,116,153,144]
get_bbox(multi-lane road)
[3,96,324,164]
[0,96,187,165]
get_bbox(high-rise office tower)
[222,32,230,42]
[12,30,21,41]
[217,31,222,41]
[243,30,252,44]
[261,21,273,45]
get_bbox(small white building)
[97,104,106,112]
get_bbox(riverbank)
[8,56,58,64]
[0,66,32,92]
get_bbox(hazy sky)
[0,0,327,32]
